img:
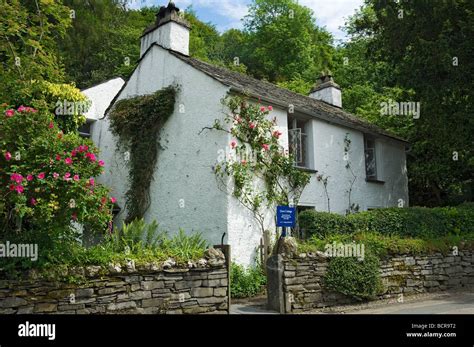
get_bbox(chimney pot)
[140,2,190,57]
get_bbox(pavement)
[230,291,474,314]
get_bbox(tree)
[348,0,474,206]
[241,0,334,87]
[0,0,71,104]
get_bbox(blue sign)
[276,206,296,227]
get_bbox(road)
[230,291,474,314]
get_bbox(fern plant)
[109,219,164,252]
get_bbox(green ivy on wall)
[109,86,177,222]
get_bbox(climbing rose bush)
[214,96,310,211]
[0,104,114,242]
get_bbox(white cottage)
[86,3,409,266]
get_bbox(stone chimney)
[140,2,191,57]
[309,74,342,108]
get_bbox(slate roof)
[107,43,408,143]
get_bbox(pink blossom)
[273,130,283,138]
[64,172,71,180]
[15,185,24,194]
[260,106,266,112]
[268,105,273,111]
[249,122,256,129]
[17,106,36,113]
[241,159,247,165]
[30,198,37,206]
[4,152,11,161]
[110,197,117,204]
[48,122,54,129]
[27,174,33,181]
[5,109,14,117]
[262,144,270,151]
[230,140,237,149]
[71,150,77,157]
[65,157,73,165]
[37,172,45,179]
[98,160,105,167]
[10,173,23,184]
[86,152,96,162]
[55,154,61,161]
[53,172,59,179]
[88,178,95,186]
[73,174,80,181]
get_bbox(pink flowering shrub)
[0,104,113,244]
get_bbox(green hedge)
[298,211,351,238]
[299,205,474,239]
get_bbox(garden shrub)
[299,205,474,239]
[0,104,114,265]
[299,210,352,238]
[324,252,382,300]
[230,262,266,298]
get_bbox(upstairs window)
[364,135,377,180]
[288,116,309,168]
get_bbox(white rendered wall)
[298,119,409,213]
[94,45,230,250]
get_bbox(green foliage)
[107,219,208,262]
[230,263,266,298]
[161,229,209,261]
[299,210,351,238]
[32,81,89,133]
[298,231,474,258]
[299,205,474,239]
[348,207,474,238]
[346,0,474,206]
[324,252,382,300]
[109,86,176,222]
[0,104,113,244]
[59,1,156,88]
[243,0,334,83]
[0,0,71,104]
[109,218,163,252]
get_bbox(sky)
[128,0,364,42]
